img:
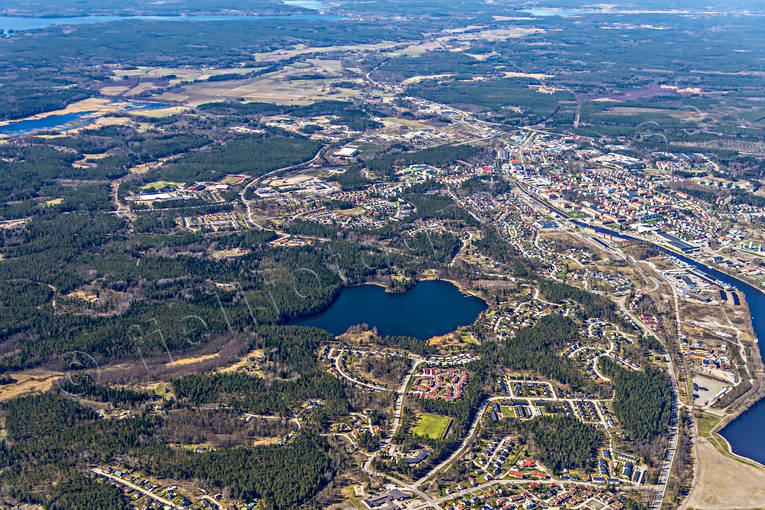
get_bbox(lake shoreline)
[361,273,485,301]
[0,12,343,34]
[291,278,487,340]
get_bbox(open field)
[104,66,266,96]
[151,383,172,397]
[211,248,249,259]
[128,106,189,118]
[140,181,184,190]
[252,437,281,446]
[75,115,138,132]
[503,72,554,80]
[114,65,262,81]
[427,332,459,346]
[216,349,266,374]
[412,413,452,439]
[163,76,359,105]
[150,56,360,105]
[402,74,455,85]
[165,353,220,367]
[686,437,765,509]
[252,42,397,63]
[0,370,62,403]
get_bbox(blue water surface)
[0,101,168,136]
[580,222,765,464]
[293,279,487,340]
[0,12,340,33]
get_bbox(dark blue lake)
[293,279,487,339]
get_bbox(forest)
[405,193,476,224]
[599,357,671,441]
[141,132,321,184]
[139,432,333,508]
[514,416,603,474]
[0,2,761,507]
[55,376,156,404]
[366,144,483,178]
[480,315,587,389]
[537,279,623,325]
[473,226,535,277]
[1,207,427,371]
[50,473,129,510]
[199,100,383,132]
[1,390,336,509]
[406,78,573,126]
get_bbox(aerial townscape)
[0,0,764,509]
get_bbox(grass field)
[697,411,722,438]
[141,181,184,190]
[413,413,452,439]
[500,405,516,418]
[154,383,172,397]
[220,174,248,185]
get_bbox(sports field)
[500,405,516,418]
[412,413,452,439]
[220,174,248,185]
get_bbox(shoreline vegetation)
[292,277,486,341]
[1,3,764,507]
[701,410,765,471]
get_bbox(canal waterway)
[579,222,765,464]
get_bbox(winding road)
[93,469,184,510]
[239,145,327,228]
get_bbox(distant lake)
[282,0,327,9]
[292,279,487,339]
[519,8,600,16]
[0,12,341,33]
[0,101,169,136]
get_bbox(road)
[646,290,681,510]
[110,179,134,222]
[481,436,513,472]
[615,286,680,510]
[412,477,620,509]
[388,358,423,439]
[510,178,682,509]
[201,495,223,509]
[359,357,442,508]
[242,412,301,429]
[239,145,327,227]
[331,348,386,392]
[93,468,184,510]
[414,396,519,488]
